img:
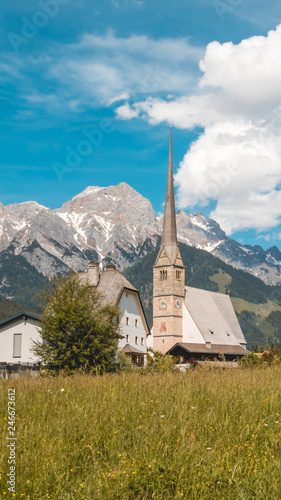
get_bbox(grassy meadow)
[1,367,281,499]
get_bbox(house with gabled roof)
[78,262,150,366]
[149,127,249,362]
[0,312,41,374]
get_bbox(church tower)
[153,127,185,353]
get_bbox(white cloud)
[175,121,281,233]
[199,25,281,111]
[108,91,130,105]
[1,32,202,120]
[3,32,202,116]
[211,190,281,234]
[47,32,203,105]
[117,24,281,235]
[116,103,140,119]
[117,94,227,127]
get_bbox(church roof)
[159,126,179,265]
[184,286,246,346]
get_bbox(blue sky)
[1,0,281,249]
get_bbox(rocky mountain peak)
[1,183,281,287]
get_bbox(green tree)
[33,274,121,374]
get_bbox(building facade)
[78,262,150,366]
[0,312,41,375]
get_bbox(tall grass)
[1,367,281,499]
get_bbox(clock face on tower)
[175,298,181,309]
[159,298,167,310]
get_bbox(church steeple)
[161,126,178,250]
[152,127,185,354]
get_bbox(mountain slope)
[1,183,281,300]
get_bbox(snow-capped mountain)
[0,183,281,297]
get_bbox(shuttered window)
[13,334,22,358]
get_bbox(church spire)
[161,125,178,249]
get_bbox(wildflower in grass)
[61,389,65,392]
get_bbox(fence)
[0,362,40,379]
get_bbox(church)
[150,127,249,362]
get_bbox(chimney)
[88,261,100,286]
[104,263,116,271]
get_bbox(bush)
[239,352,264,368]
[117,350,133,371]
[147,350,177,372]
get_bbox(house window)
[160,270,167,280]
[13,334,22,358]
[135,336,138,345]
[141,337,144,346]
[176,270,181,280]
[135,319,138,328]
[126,317,129,326]
[126,334,129,343]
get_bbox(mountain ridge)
[1,182,281,300]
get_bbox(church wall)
[153,262,185,354]
[152,291,184,353]
[182,303,205,344]
[153,266,186,298]
[153,314,183,353]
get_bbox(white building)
[78,262,150,366]
[0,263,150,369]
[0,312,41,374]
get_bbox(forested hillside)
[0,295,42,323]
[0,248,49,307]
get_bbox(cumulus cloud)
[175,121,281,233]
[117,24,281,235]
[199,25,281,111]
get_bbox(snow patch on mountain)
[1,183,281,286]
